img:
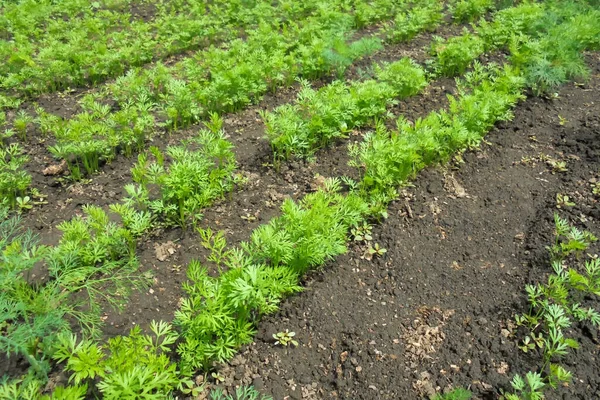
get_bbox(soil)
[203,53,600,399]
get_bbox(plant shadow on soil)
[208,53,600,400]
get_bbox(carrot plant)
[507,215,599,399]
[2,0,349,98]
[0,143,31,209]
[53,321,182,399]
[431,30,487,77]
[264,57,428,159]
[40,5,390,175]
[124,124,238,228]
[449,0,494,23]
[46,205,152,334]
[176,179,367,372]
[0,207,61,378]
[383,0,444,43]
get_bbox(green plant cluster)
[264,57,428,158]
[0,143,31,208]
[53,321,180,399]
[175,180,367,372]
[383,0,444,43]
[448,0,494,23]
[0,208,62,379]
[2,0,599,399]
[431,1,550,78]
[46,205,151,320]
[123,122,239,228]
[353,0,422,28]
[0,0,346,99]
[506,215,599,399]
[431,30,487,77]
[508,4,600,95]
[38,2,391,178]
[0,202,154,390]
[350,62,524,199]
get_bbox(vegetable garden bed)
[1,0,599,399]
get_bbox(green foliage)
[1,0,361,98]
[176,180,367,372]
[505,3,600,95]
[264,58,427,159]
[244,180,368,273]
[12,111,33,141]
[175,254,302,372]
[0,143,32,208]
[124,127,238,227]
[384,0,443,43]
[0,378,87,400]
[0,207,63,377]
[510,215,599,398]
[505,372,546,400]
[449,0,494,23]
[47,98,155,179]
[210,386,273,400]
[46,205,151,333]
[431,31,486,77]
[475,2,546,49]
[351,64,524,197]
[431,387,472,400]
[53,321,180,399]
[40,4,389,173]
[272,329,298,347]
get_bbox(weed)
[273,330,299,347]
[367,243,387,258]
[555,194,575,208]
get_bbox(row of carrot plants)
[167,2,598,399]
[0,0,437,210]
[1,0,383,100]
[263,0,547,160]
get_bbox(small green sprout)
[592,182,600,196]
[16,196,33,211]
[519,333,544,353]
[556,194,575,209]
[273,329,298,347]
[548,159,567,173]
[351,223,373,242]
[558,115,568,126]
[211,372,225,383]
[368,243,387,258]
[241,213,257,222]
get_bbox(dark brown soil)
[203,53,600,399]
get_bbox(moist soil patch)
[204,54,600,400]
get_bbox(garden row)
[1,0,401,101]
[1,0,599,398]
